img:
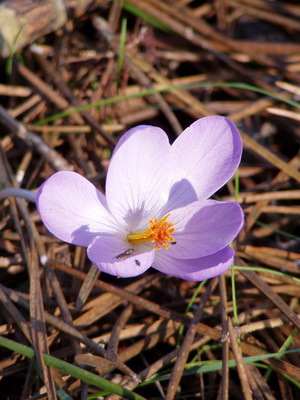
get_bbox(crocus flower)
[37,116,244,281]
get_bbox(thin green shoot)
[123,1,170,32]
[0,336,146,400]
[116,18,127,86]
[264,328,299,381]
[6,23,26,76]
[139,348,300,387]
[234,169,240,204]
[231,168,240,326]
[34,80,300,126]
[234,265,300,284]
[87,392,114,400]
[255,220,300,241]
[176,280,207,346]
[198,343,223,357]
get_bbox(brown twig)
[228,318,253,400]
[166,278,217,400]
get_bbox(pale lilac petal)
[37,171,118,246]
[105,125,171,231]
[37,116,243,282]
[153,246,234,281]
[87,234,154,277]
[167,200,244,259]
[161,116,242,212]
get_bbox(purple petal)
[105,125,171,231]
[87,234,154,277]
[37,171,118,246]
[168,200,244,259]
[162,116,242,211]
[153,246,235,281]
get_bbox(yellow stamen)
[127,213,176,250]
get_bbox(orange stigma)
[127,213,176,250]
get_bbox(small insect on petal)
[113,248,135,259]
[135,259,141,267]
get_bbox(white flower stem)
[0,188,37,203]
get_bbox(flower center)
[127,213,176,250]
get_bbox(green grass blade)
[116,18,127,85]
[140,348,300,386]
[231,169,241,326]
[234,265,300,284]
[264,327,299,381]
[6,23,26,75]
[0,336,146,400]
[34,80,300,126]
[177,280,207,346]
[255,220,300,241]
[123,1,170,32]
